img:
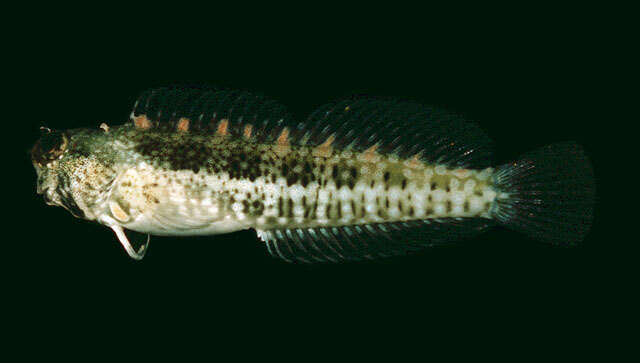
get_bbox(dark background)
[7,6,623,356]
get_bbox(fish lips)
[53,176,86,219]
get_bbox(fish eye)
[32,130,68,165]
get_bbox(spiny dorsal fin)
[130,88,493,168]
[256,218,494,263]
[130,87,291,137]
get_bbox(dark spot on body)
[287,174,298,186]
[347,179,355,189]
[287,198,293,218]
[300,175,309,187]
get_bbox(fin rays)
[257,218,493,263]
[130,87,492,168]
[110,225,150,260]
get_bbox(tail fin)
[491,142,595,245]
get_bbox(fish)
[31,87,596,262]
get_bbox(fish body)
[31,88,595,262]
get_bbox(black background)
[7,6,623,357]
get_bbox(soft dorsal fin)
[256,218,494,263]
[130,87,493,168]
[302,98,493,168]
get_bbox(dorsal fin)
[256,218,494,263]
[130,88,493,168]
[130,87,292,138]
[302,98,493,168]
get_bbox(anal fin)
[256,218,493,263]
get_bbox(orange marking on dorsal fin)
[453,169,470,178]
[312,134,335,158]
[406,154,424,168]
[360,144,380,162]
[177,118,190,132]
[243,124,253,139]
[133,115,152,129]
[274,127,291,156]
[216,119,229,136]
[276,128,290,147]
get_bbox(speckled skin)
[33,123,498,237]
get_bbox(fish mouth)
[59,195,86,219]
[53,175,86,219]
[41,187,84,218]
[42,191,55,206]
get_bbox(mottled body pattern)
[32,88,595,262]
[117,128,498,231]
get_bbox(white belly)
[121,212,252,236]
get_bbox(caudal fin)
[491,142,595,245]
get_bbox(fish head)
[31,127,116,220]
[32,128,71,202]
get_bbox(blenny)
[31,87,595,262]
